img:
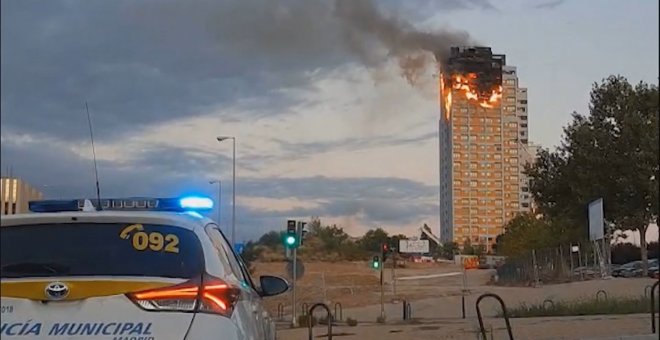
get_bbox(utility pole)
[291,244,298,328]
[391,250,397,297]
[379,257,385,321]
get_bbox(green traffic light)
[372,262,380,269]
[286,235,296,245]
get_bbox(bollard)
[476,293,514,340]
[402,300,413,320]
[596,290,608,301]
[542,299,554,309]
[645,285,653,298]
[402,300,408,320]
[651,281,659,334]
[301,303,309,316]
[461,288,469,319]
[308,303,333,340]
[277,303,285,319]
[334,302,343,321]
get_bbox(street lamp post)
[209,180,222,226]
[216,136,236,246]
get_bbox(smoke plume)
[333,0,473,73]
[198,0,478,84]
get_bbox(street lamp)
[209,179,222,226]
[216,136,236,245]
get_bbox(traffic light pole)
[379,259,385,320]
[291,246,297,328]
[391,250,397,297]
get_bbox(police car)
[0,196,288,340]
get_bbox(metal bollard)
[476,293,514,340]
[406,302,413,320]
[308,303,333,340]
[301,303,309,316]
[277,303,285,319]
[645,285,653,298]
[651,281,659,334]
[596,290,608,301]
[334,302,343,321]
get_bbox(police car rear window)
[0,223,204,279]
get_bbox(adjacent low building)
[0,177,43,215]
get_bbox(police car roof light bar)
[28,196,214,213]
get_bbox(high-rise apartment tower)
[438,47,531,249]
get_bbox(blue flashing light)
[29,200,80,213]
[28,196,215,213]
[179,196,214,210]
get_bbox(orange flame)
[440,73,452,120]
[450,74,502,109]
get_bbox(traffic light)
[299,222,307,245]
[371,255,381,269]
[381,242,390,262]
[283,220,300,249]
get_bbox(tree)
[358,228,390,252]
[309,223,349,252]
[495,213,555,256]
[257,230,284,249]
[526,75,659,275]
[437,242,459,260]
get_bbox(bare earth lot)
[255,261,658,339]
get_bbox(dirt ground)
[254,261,659,339]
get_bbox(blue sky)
[1,0,658,241]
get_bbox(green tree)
[526,75,659,274]
[257,230,284,249]
[495,213,555,256]
[438,242,459,259]
[359,228,390,252]
[310,224,350,252]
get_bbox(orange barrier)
[463,257,479,269]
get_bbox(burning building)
[438,47,532,250]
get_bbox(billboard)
[399,239,430,253]
[588,198,604,241]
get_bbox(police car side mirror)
[259,275,289,297]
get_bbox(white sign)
[588,198,604,241]
[399,239,430,253]
[571,245,580,253]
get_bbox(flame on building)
[440,72,503,114]
[438,47,505,115]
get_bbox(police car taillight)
[127,276,240,317]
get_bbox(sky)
[1,0,658,242]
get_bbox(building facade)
[439,46,534,250]
[0,177,43,215]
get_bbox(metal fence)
[496,242,605,285]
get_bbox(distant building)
[0,177,43,215]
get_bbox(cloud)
[1,135,438,240]
[1,0,485,143]
[533,0,566,10]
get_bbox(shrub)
[502,295,657,318]
[376,315,386,323]
[346,318,358,326]
[297,315,317,327]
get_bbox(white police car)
[0,197,288,340]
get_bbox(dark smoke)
[332,0,476,84]
[334,0,473,66]
[196,0,478,84]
